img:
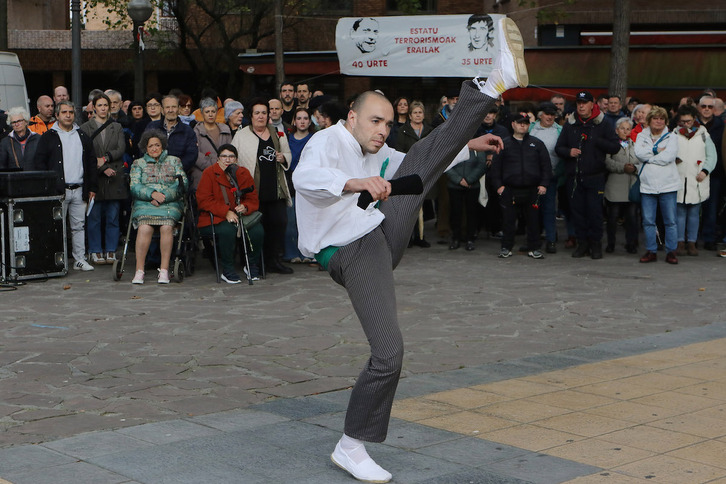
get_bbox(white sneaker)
[243,266,260,282]
[131,270,144,284]
[73,259,94,271]
[105,252,117,263]
[331,441,392,483]
[475,17,529,97]
[158,268,170,284]
[90,253,106,265]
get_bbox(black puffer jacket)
[555,109,620,178]
[490,134,552,189]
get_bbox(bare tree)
[86,0,307,97]
[609,0,631,100]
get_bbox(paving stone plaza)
[2,232,726,483]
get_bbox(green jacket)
[130,150,188,224]
[445,149,488,190]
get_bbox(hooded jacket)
[555,106,620,178]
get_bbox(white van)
[0,52,28,112]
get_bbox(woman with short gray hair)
[192,97,233,189]
[0,106,39,170]
[604,116,640,254]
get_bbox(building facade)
[6,1,726,112]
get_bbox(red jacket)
[196,162,259,228]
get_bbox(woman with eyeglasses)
[696,94,726,252]
[196,144,263,283]
[0,107,40,170]
[191,97,233,190]
[131,92,163,157]
[673,104,717,256]
[178,94,196,126]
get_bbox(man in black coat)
[35,101,98,271]
[555,90,620,259]
[697,94,725,250]
[490,112,551,259]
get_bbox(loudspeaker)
[1,196,67,281]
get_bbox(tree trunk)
[274,0,284,93]
[609,0,631,101]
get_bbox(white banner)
[335,14,506,77]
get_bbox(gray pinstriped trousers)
[327,81,496,442]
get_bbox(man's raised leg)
[381,17,529,266]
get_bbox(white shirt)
[293,120,467,257]
[53,123,84,184]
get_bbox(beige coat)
[604,139,640,203]
[231,124,292,206]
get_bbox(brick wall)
[9,30,167,50]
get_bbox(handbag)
[628,163,645,203]
[240,211,262,228]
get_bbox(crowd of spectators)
[1,80,725,283]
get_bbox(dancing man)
[293,17,528,483]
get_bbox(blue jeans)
[677,203,701,243]
[87,200,120,253]
[641,192,677,252]
[541,178,558,242]
[283,196,305,261]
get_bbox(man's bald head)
[36,95,54,120]
[53,86,69,104]
[350,91,390,114]
[346,91,393,155]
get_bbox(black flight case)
[0,170,67,282]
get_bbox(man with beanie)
[555,90,620,259]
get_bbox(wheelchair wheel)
[112,259,123,281]
[174,258,185,283]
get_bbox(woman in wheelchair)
[196,144,264,284]
[130,130,188,284]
